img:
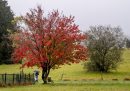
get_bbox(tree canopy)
[84,25,124,72]
[11,6,88,83]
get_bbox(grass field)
[0,49,130,91]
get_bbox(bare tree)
[84,25,124,72]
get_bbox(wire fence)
[0,73,35,86]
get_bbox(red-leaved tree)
[11,6,88,83]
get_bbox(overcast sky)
[7,0,130,37]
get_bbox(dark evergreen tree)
[0,0,15,64]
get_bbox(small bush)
[48,77,53,83]
[124,78,130,81]
[0,83,6,87]
[63,79,71,81]
[112,78,118,81]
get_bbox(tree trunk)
[42,67,50,84]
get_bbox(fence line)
[0,73,35,86]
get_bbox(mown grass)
[0,82,130,91]
[0,49,130,91]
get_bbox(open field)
[0,49,130,91]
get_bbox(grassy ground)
[0,82,130,91]
[0,49,130,91]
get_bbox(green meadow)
[0,49,130,91]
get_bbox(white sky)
[7,0,130,37]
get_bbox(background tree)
[84,25,124,72]
[11,6,88,83]
[0,0,15,64]
[126,38,130,48]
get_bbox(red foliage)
[11,6,88,69]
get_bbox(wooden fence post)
[25,74,26,84]
[17,74,20,85]
[2,74,4,84]
[32,73,35,84]
[20,74,21,84]
[60,73,64,80]
[5,73,6,84]
[13,74,15,84]
[29,73,31,83]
